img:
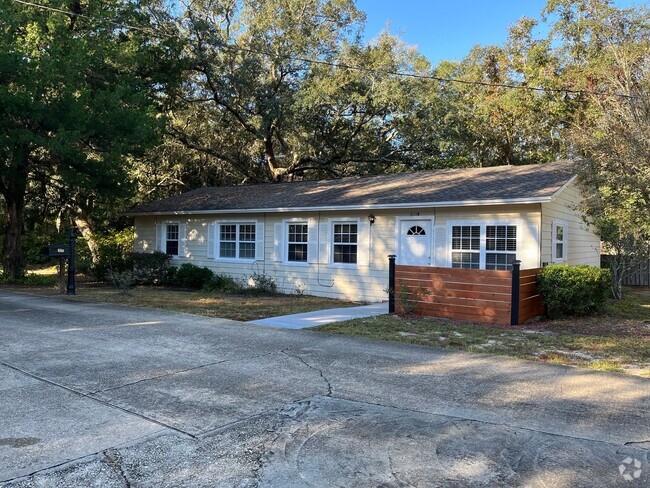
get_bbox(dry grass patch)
[317,288,650,377]
[4,284,358,322]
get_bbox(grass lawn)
[3,274,358,322]
[316,287,650,377]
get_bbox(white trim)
[282,219,310,267]
[126,196,553,216]
[549,175,577,201]
[214,220,259,263]
[329,218,361,269]
[160,221,181,259]
[447,219,523,270]
[395,215,435,266]
[552,219,568,263]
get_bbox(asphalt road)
[0,290,648,487]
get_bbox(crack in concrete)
[281,350,332,397]
[89,351,279,395]
[103,452,131,488]
[0,360,196,440]
[0,429,169,484]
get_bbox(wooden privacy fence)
[388,256,544,325]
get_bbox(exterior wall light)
[368,214,376,225]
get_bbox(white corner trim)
[549,175,577,201]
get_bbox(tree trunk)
[73,206,99,264]
[2,194,26,280]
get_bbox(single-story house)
[127,161,600,303]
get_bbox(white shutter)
[255,222,265,261]
[307,218,318,264]
[357,221,370,266]
[273,223,283,262]
[319,222,330,265]
[433,225,448,267]
[155,224,164,252]
[178,223,187,258]
[207,223,215,259]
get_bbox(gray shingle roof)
[128,161,576,215]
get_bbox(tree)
[0,0,181,278]
[544,0,650,297]
[170,0,432,183]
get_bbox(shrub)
[132,251,173,285]
[247,272,277,295]
[538,265,612,318]
[107,271,136,294]
[203,273,242,293]
[172,263,214,289]
[91,228,135,281]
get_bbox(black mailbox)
[48,244,70,258]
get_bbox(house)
[127,161,600,303]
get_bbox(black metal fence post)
[388,255,396,313]
[66,228,76,295]
[510,260,521,326]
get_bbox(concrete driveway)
[0,290,648,487]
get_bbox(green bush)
[91,228,135,280]
[172,263,214,289]
[203,273,242,293]
[246,272,277,295]
[107,271,136,294]
[132,251,173,285]
[538,265,612,318]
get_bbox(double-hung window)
[219,223,256,260]
[450,223,519,270]
[451,225,480,269]
[552,221,566,263]
[165,224,179,256]
[287,223,308,262]
[333,223,357,264]
[485,225,517,270]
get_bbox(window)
[333,223,357,264]
[407,225,426,236]
[451,225,480,269]
[165,224,179,256]
[485,225,517,270]
[287,223,308,262]
[219,223,256,260]
[552,221,566,263]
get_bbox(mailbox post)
[45,229,76,295]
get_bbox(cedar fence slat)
[393,264,545,326]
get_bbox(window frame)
[215,221,258,263]
[283,220,310,266]
[447,220,521,270]
[450,224,481,269]
[485,224,518,270]
[163,222,180,257]
[329,218,360,268]
[552,220,567,263]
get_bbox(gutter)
[124,196,553,217]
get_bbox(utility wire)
[10,0,645,100]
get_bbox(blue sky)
[355,0,638,65]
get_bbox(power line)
[10,0,644,100]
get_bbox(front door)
[399,220,432,266]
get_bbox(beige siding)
[541,181,600,267]
[134,204,544,303]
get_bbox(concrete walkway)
[248,302,389,329]
[1,290,648,487]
